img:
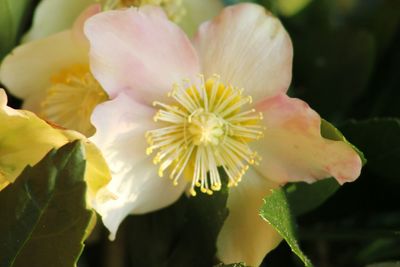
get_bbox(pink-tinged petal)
[84,6,200,104]
[217,168,282,266]
[90,93,187,239]
[254,93,362,184]
[194,3,292,100]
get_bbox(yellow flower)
[0,89,111,201]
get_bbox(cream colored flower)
[84,4,362,265]
[0,5,108,136]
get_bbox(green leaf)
[0,141,95,267]
[357,238,400,264]
[126,173,229,267]
[0,0,32,60]
[0,0,13,59]
[260,189,313,267]
[285,178,340,216]
[341,118,400,183]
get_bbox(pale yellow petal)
[22,0,96,42]
[0,89,69,184]
[0,31,88,112]
[217,169,282,266]
[0,90,111,204]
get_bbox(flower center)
[146,75,264,196]
[188,110,225,146]
[40,64,108,136]
[107,0,186,22]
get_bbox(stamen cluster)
[146,75,264,196]
[41,64,108,135]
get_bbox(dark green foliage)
[125,176,229,267]
[0,141,94,267]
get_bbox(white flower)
[84,4,362,265]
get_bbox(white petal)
[94,156,187,240]
[90,93,187,239]
[194,3,293,101]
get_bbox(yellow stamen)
[146,75,264,196]
[40,64,108,136]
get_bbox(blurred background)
[1,0,399,266]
